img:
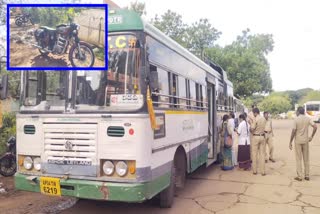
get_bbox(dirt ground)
[9,19,105,68]
[0,119,320,214]
[0,176,77,214]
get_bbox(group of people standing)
[220,105,318,180]
[220,106,275,175]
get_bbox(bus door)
[206,82,216,166]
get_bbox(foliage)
[152,10,221,58]
[299,90,320,104]
[0,112,16,155]
[186,19,221,58]
[1,69,21,99]
[272,88,313,109]
[207,29,274,97]
[22,7,78,27]
[95,47,105,61]
[126,0,146,16]
[241,94,265,108]
[152,10,188,47]
[258,93,292,114]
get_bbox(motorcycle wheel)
[69,42,95,67]
[15,18,22,27]
[0,155,16,177]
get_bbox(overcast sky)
[111,0,320,92]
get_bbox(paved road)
[62,119,320,214]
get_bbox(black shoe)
[305,177,310,181]
[269,158,276,163]
[253,172,257,175]
[262,173,266,176]
[294,177,302,181]
[265,160,268,163]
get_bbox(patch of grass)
[95,47,105,61]
[0,112,16,155]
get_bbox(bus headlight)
[103,161,114,175]
[33,157,41,171]
[115,161,128,177]
[23,157,33,170]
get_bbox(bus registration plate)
[40,177,61,196]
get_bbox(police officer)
[264,111,275,163]
[289,107,317,181]
[250,107,267,176]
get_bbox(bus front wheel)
[159,164,176,208]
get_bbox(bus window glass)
[172,73,178,107]
[189,80,196,108]
[23,71,66,109]
[178,76,187,108]
[75,34,142,112]
[306,104,320,111]
[158,68,170,107]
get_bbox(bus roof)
[305,101,320,105]
[108,9,225,82]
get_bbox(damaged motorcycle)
[33,18,95,67]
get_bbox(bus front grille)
[43,123,98,168]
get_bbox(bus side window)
[186,79,191,109]
[149,64,159,106]
[200,85,205,109]
[189,80,196,109]
[170,73,178,108]
[157,68,170,108]
[178,76,187,109]
[196,83,200,107]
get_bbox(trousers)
[252,135,266,174]
[295,142,309,179]
[265,134,274,160]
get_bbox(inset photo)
[7,4,107,70]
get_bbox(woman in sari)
[237,114,251,170]
[221,114,234,170]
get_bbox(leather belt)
[253,133,265,136]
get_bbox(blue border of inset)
[7,3,108,71]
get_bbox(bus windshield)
[75,34,144,112]
[22,71,67,111]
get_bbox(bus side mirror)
[0,74,8,100]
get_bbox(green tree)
[258,94,292,114]
[187,18,221,59]
[299,90,320,104]
[152,10,188,47]
[207,29,274,97]
[126,1,146,16]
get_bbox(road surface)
[1,119,320,214]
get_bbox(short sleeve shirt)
[265,119,272,132]
[293,115,315,144]
[251,115,267,135]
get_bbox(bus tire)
[175,149,186,189]
[159,164,176,208]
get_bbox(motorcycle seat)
[40,26,56,32]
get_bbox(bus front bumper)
[15,173,168,202]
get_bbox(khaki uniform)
[248,111,255,159]
[293,115,315,179]
[264,119,274,160]
[251,115,267,174]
